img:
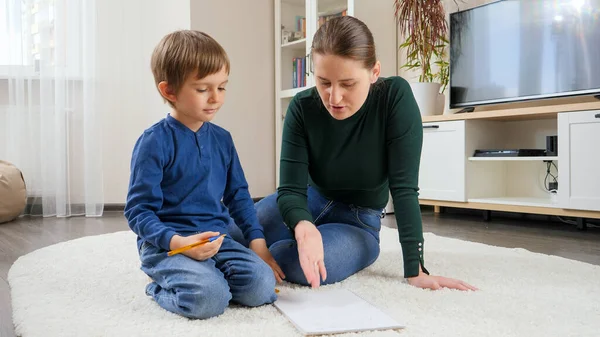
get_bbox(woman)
[256,16,475,291]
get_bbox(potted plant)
[394,0,450,116]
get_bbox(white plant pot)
[409,82,445,117]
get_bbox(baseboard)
[23,197,125,215]
[102,200,265,213]
[104,204,125,212]
[23,196,45,215]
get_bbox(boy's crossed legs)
[140,237,277,319]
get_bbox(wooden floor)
[1,209,599,337]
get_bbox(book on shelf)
[295,16,306,38]
[293,58,297,89]
[292,57,306,89]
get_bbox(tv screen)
[450,0,600,108]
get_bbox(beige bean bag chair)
[0,160,27,223]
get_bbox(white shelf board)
[468,196,559,208]
[318,6,347,16]
[468,156,558,161]
[282,38,306,49]
[281,87,311,98]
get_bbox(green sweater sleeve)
[277,97,314,230]
[386,78,428,278]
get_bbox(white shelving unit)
[281,38,306,49]
[274,0,354,184]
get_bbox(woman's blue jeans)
[252,186,383,286]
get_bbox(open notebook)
[274,288,405,336]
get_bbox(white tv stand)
[418,96,600,229]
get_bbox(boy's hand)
[249,238,286,283]
[169,231,224,261]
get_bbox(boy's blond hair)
[151,30,230,108]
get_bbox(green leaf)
[399,41,412,48]
[401,63,421,70]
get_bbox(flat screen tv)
[449,0,600,108]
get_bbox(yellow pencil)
[167,234,226,256]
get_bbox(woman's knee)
[268,240,311,286]
[225,217,247,246]
[255,193,280,223]
[318,224,381,285]
[255,192,293,245]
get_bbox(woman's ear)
[370,61,381,83]
[157,81,177,105]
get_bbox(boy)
[124,30,285,319]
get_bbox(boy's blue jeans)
[140,235,276,319]
[251,186,383,286]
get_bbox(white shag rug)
[8,227,600,337]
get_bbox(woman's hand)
[407,269,478,291]
[169,231,224,261]
[295,220,327,288]
[250,238,286,283]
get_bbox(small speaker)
[546,135,558,156]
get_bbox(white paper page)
[274,288,405,336]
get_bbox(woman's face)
[312,53,380,120]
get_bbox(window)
[0,0,11,66]
[0,0,56,75]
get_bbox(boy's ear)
[157,81,177,104]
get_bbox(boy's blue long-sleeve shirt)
[124,114,264,251]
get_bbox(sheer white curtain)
[0,0,103,217]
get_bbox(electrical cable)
[543,161,558,192]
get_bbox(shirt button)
[418,243,422,247]
[418,248,422,251]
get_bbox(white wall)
[97,0,191,204]
[191,0,276,198]
[355,0,397,77]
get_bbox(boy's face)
[162,66,229,129]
